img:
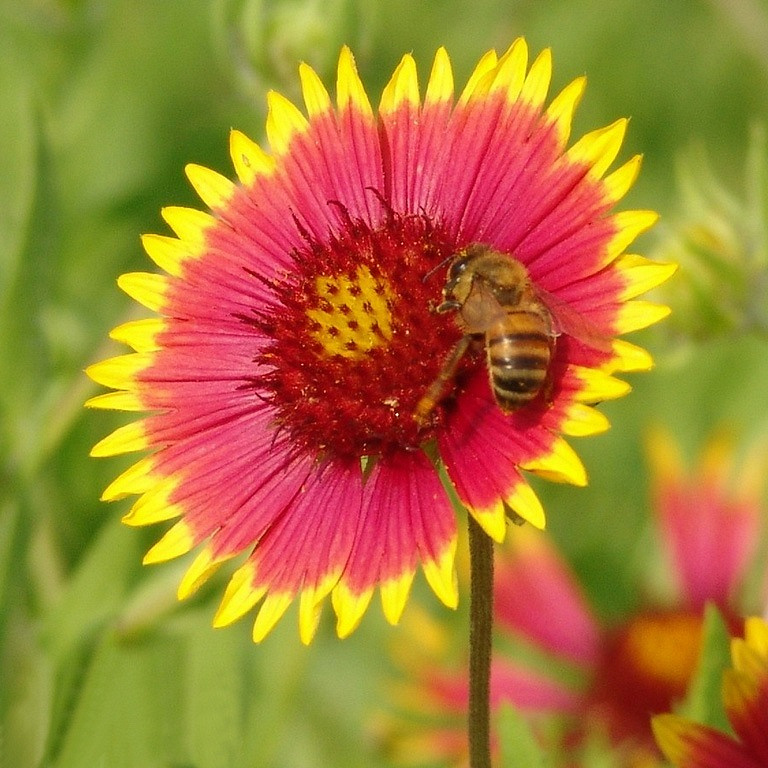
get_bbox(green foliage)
[677,605,732,732]
[497,704,551,768]
[1,1,767,766]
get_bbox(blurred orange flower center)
[621,612,703,688]
[588,610,704,747]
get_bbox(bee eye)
[448,258,468,280]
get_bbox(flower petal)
[647,427,763,609]
[494,526,602,666]
[652,713,762,768]
[334,451,459,636]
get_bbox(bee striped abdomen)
[487,309,551,411]
[415,245,557,425]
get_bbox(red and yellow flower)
[86,41,672,643]
[652,616,768,768]
[382,431,765,765]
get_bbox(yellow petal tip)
[142,520,195,564]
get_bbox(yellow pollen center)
[623,613,703,688]
[307,265,395,358]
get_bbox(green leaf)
[679,604,732,731]
[497,703,551,768]
[183,626,245,768]
[52,632,186,768]
[0,40,35,318]
[41,519,139,664]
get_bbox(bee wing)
[459,278,507,334]
[536,287,613,353]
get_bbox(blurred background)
[1,0,767,766]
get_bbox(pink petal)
[341,450,457,595]
[245,458,364,595]
[656,480,760,609]
[439,370,562,511]
[494,527,602,667]
[490,659,584,713]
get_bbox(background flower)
[382,429,766,766]
[652,616,768,768]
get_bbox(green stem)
[468,514,494,768]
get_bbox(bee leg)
[414,335,471,427]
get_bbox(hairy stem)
[467,514,494,768]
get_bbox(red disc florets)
[246,209,471,460]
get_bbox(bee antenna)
[422,252,456,283]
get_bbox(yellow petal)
[380,53,419,114]
[559,403,611,437]
[458,48,498,106]
[332,580,374,638]
[421,537,458,609]
[122,475,183,526]
[140,234,196,278]
[336,45,374,118]
[299,61,332,118]
[567,118,628,179]
[185,163,236,211]
[266,90,309,155]
[644,424,683,486]
[743,616,768,658]
[213,561,265,627]
[298,590,325,645]
[85,353,150,390]
[609,339,654,372]
[117,272,168,312]
[298,573,338,645]
[545,76,586,149]
[142,519,195,564]
[109,318,165,352]
[229,129,275,186]
[616,254,678,300]
[602,210,659,265]
[470,501,507,543]
[602,155,642,203]
[101,455,156,501]
[614,300,671,334]
[253,592,294,642]
[90,421,148,457]
[505,480,545,529]
[425,46,453,105]
[490,38,527,102]
[161,206,215,244]
[520,437,587,486]
[380,570,416,626]
[178,546,231,600]
[520,47,552,107]
[572,366,632,402]
[85,391,143,411]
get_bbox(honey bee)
[415,244,563,424]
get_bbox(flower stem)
[468,514,494,768]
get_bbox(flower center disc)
[589,610,704,741]
[252,212,464,460]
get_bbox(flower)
[86,40,672,643]
[382,430,765,765]
[652,616,768,768]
